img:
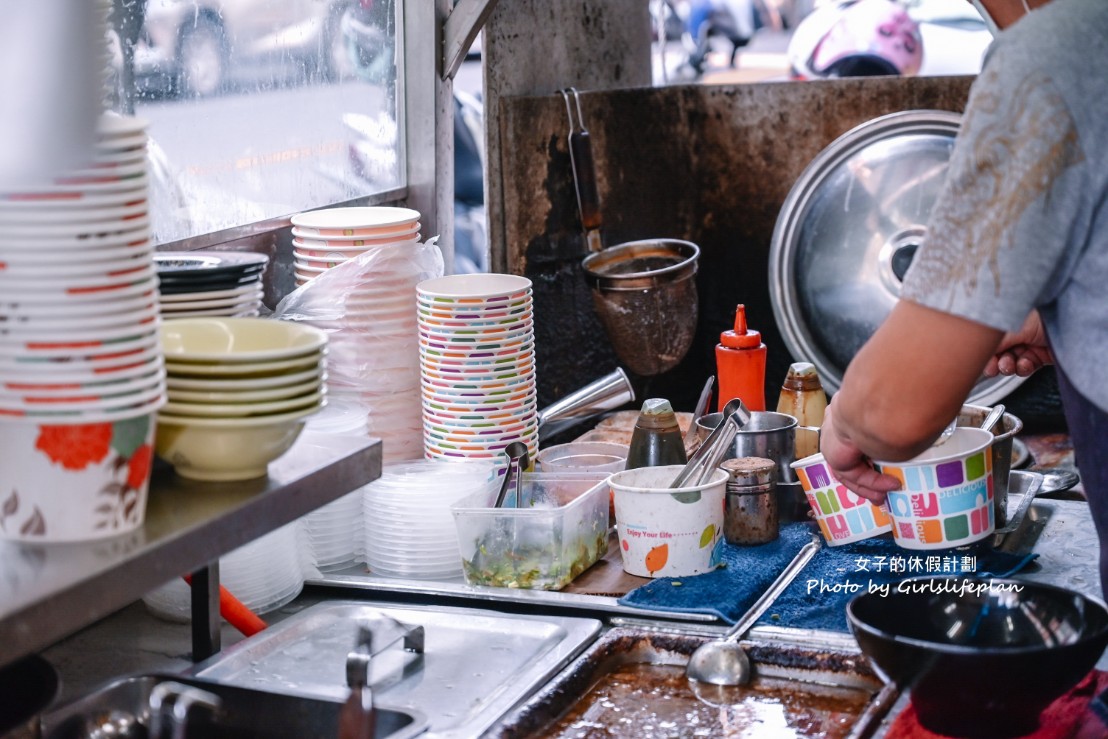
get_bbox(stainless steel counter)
[31,463,1107,738]
[0,431,381,668]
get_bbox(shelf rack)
[0,431,381,669]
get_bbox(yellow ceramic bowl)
[166,377,324,404]
[155,403,322,481]
[159,317,327,364]
[162,390,323,418]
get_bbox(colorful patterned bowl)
[873,427,995,550]
[791,452,893,546]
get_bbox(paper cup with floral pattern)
[0,406,157,542]
[792,453,893,546]
[607,465,727,578]
[873,427,994,550]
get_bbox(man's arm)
[820,299,1003,502]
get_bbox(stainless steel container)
[582,239,699,378]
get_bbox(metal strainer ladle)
[560,88,700,377]
[686,535,822,686]
[582,239,700,377]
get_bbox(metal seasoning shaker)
[624,398,688,470]
[720,457,778,545]
[776,362,827,460]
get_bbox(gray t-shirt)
[901,0,1108,412]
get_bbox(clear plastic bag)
[274,237,443,390]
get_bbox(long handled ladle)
[686,535,822,686]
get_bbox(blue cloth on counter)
[617,522,1039,632]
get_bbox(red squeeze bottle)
[716,304,767,412]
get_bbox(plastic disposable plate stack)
[143,522,311,619]
[363,460,498,580]
[298,399,371,572]
[282,206,436,463]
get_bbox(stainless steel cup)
[721,457,778,545]
[958,404,1024,529]
[696,411,819,523]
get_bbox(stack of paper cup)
[284,206,433,463]
[0,113,165,543]
[417,274,537,461]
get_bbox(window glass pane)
[108,0,403,245]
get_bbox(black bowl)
[847,577,1108,738]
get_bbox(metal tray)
[488,625,897,739]
[307,538,718,624]
[190,600,602,739]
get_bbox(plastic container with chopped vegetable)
[451,472,610,590]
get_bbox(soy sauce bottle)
[776,362,827,460]
[625,398,688,470]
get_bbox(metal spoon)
[980,404,1006,434]
[932,417,958,447]
[493,442,529,508]
[683,376,716,451]
[686,536,822,686]
[670,397,750,489]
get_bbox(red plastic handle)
[182,575,268,637]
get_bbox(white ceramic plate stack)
[156,317,327,481]
[285,206,430,464]
[0,113,166,543]
[416,274,538,462]
[363,460,498,580]
[143,521,310,619]
[290,206,421,285]
[155,251,268,319]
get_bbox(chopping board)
[574,410,700,458]
[562,530,649,598]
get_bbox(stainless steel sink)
[41,674,427,739]
[190,601,602,738]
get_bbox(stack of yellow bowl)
[156,317,327,481]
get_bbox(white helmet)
[788,0,923,80]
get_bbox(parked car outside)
[128,0,355,97]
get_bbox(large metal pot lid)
[769,110,1025,406]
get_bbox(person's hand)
[983,311,1053,378]
[819,403,901,505]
